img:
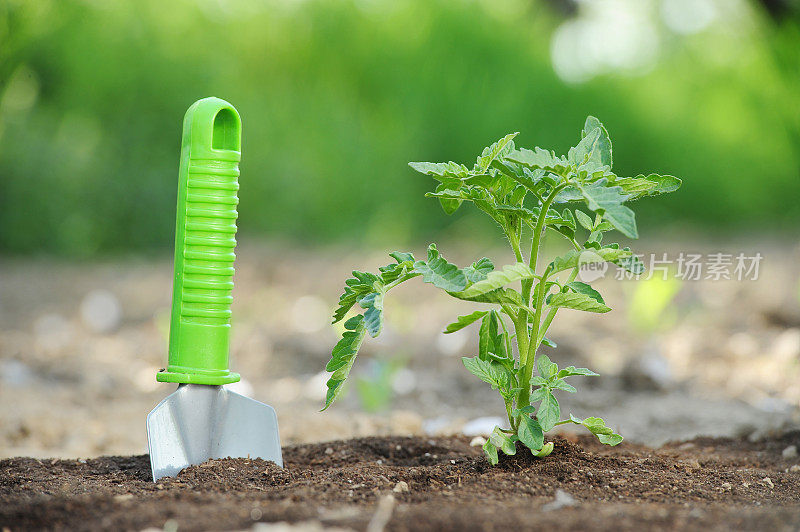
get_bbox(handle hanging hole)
[212,108,239,151]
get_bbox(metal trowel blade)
[146,384,282,482]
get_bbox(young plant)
[322,117,681,463]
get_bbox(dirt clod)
[392,481,409,493]
[782,445,798,459]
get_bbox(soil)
[3,433,800,531]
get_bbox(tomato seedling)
[322,117,680,463]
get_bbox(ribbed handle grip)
[158,97,243,386]
[181,158,238,323]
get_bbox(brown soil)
[2,433,800,531]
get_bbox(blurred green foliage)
[0,0,798,255]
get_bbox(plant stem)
[537,267,578,345]
[517,268,550,408]
[512,313,529,368]
[384,272,420,291]
[516,184,565,409]
[508,230,524,263]
[522,185,565,307]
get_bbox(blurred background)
[1,0,800,458]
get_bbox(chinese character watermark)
[604,252,762,281]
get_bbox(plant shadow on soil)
[2,433,800,531]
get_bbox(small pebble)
[470,436,486,447]
[721,482,732,491]
[324,447,334,455]
[393,481,410,493]
[782,445,798,459]
[542,489,577,511]
[788,465,800,473]
[761,477,774,489]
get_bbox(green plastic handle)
[157,97,242,385]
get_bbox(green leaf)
[605,243,645,274]
[617,173,681,199]
[597,433,624,446]
[483,439,499,465]
[576,180,638,239]
[568,126,602,167]
[575,210,594,230]
[379,261,414,284]
[477,310,510,363]
[444,310,489,334]
[333,271,381,324]
[613,177,658,198]
[517,416,544,451]
[532,441,554,457]
[536,354,558,380]
[333,288,359,324]
[462,173,498,188]
[554,186,584,203]
[506,147,570,175]
[491,159,546,192]
[548,247,631,275]
[557,366,599,378]
[358,292,384,337]
[512,405,538,417]
[463,257,494,283]
[434,182,462,215]
[582,116,612,167]
[454,263,537,298]
[529,386,548,402]
[551,379,577,393]
[408,161,470,180]
[566,281,605,305]
[322,315,367,410]
[548,292,611,313]
[510,185,527,205]
[569,415,623,446]
[478,313,491,359]
[537,392,561,432]
[496,204,536,221]
[476,133,518,172]
[490,426,517,456]
[541,336,557,348]
[414,244,467,292]
[462,356,511,391]
[389,251,415,263]
[448,287,525,309]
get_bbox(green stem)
[506,401,516,432]
[516,184,565,409]
[511,313,529,368]
[522,185,565,307]
[384,272,420,291]
[518,269,550,408]
[508,230,524,263]
[537,268,578,345]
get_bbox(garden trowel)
[147,97,282,482]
